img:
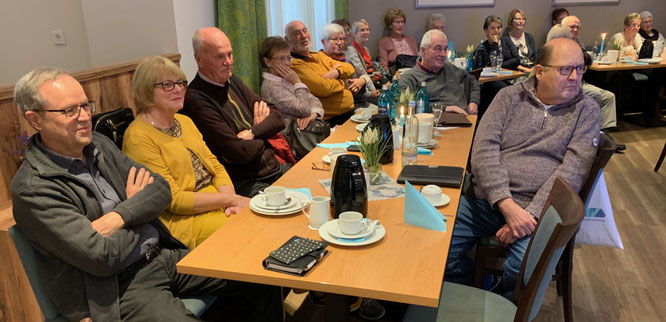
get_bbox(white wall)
[0,0,92,85]
[80,0,179,67]
[172,0,216,81]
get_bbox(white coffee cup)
[416,114,434,144]
[328,147,346,170]
[360,108,373,120]
[421,184,443,205]
[304,196,330,229]
[338,211,367,235]
[606,50,619,63]
[262,186,287,206]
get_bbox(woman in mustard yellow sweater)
[123,56,250,249]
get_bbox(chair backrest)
[8,226,66,322]
[512,177,585,322]
[92,107,135,149]
[579,132,615,203]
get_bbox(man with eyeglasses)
[445,38,599,301]
[285,20,357,126]
[11,68,282,321]
[561,16,624,151]
[182,27,290,198]
[399,29,480,115]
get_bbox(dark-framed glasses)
[153,79,188,91]
[542,64,587,76]
[38,100,96,118]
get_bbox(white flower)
[362,128,379,144]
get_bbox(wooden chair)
[403,177,585,322]
[473,132,616,322]
[9,226,215,320]
[655,141,666,172]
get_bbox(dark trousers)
[234,163,293,197]
[325,111,354,127]
[118,248,282,321]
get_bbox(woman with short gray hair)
[638,11,665,58]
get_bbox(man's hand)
[369,90,381,98]
[495,224,518,247]
[468,103,479,115]
[91,211,125,237]
[253,101,270,125]
[275,64,301,85]
[126,167,154,199]
[237,130,254,140]
[445,105,469,116]
[498,198,536,239]
[347,78,366,94]
[296,113,318,130]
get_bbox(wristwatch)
[336,68,342,79]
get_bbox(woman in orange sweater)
[123,56,249,249]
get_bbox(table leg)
[324,293,352,322]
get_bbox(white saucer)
[418,139,438,148]
[480,72,498,77]
[327,220,375,239]
[351,114,370,123]
[253,196,298,210]
[322,154,331,164]
[423,193,451,207]
[249,191,310,216]
[356,123,368,132]
[593,60,612,65]
[319,220,386,246]
[638,58,662,64]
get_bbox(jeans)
[445,195,530,301]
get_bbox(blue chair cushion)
[403,282,517,322]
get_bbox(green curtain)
[217,0,267,93]
[334,0,349,20]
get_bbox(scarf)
[639,28,660,41]
[353,40,373,69]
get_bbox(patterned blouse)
[393,38,416,55]
[154,119,213,191]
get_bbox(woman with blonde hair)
[610,12,643,60]
[378,8,418,74]
[123,56,249,249]
[501,9,537,73]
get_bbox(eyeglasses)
[153,79,188,91]
[513,17,527,21]
[272,56,292,63]
[36,100,96,118]
[542,64,587,76]
[568,25,580,31]
[328,37,345,43]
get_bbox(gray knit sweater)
[399,61,481,111]
[470,77,600,217]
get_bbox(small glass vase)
[367,163,383,185]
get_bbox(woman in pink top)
[378,8,418,75]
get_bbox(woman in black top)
[501,9,537,73]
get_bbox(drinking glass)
[430,102,443,137]
[495,52,503,72]
[490,53,497,71]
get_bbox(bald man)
[445,38,599,300]
[182,27,289,197]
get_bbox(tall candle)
[600,33,606,54]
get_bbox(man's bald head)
[535,38,585,105]
[284,20,311,55]
[193,27,234,84]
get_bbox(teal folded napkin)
[285,188,312,200]
[403,180,446,231]
[339,237,366,242]
[625,61,648,65]
[316,142,357,149]
[417,147,432,155]
[498,70,513,74]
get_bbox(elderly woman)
[332,18,352,49]
[473,15,504,68]
[123,56,249,249]
[639,11,665,58]
[260,36,323,131]
[611,13,643,60]
[346,19,389,90]
[427,13,455,53]
[378,8,418,74]
[320,23,374,106]
[501,9,537,73]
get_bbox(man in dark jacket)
[11,68,281,321]
[182,27,289,197]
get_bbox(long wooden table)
[478,69,526,83]
[589,58,666,71]
[177,115,476,314]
